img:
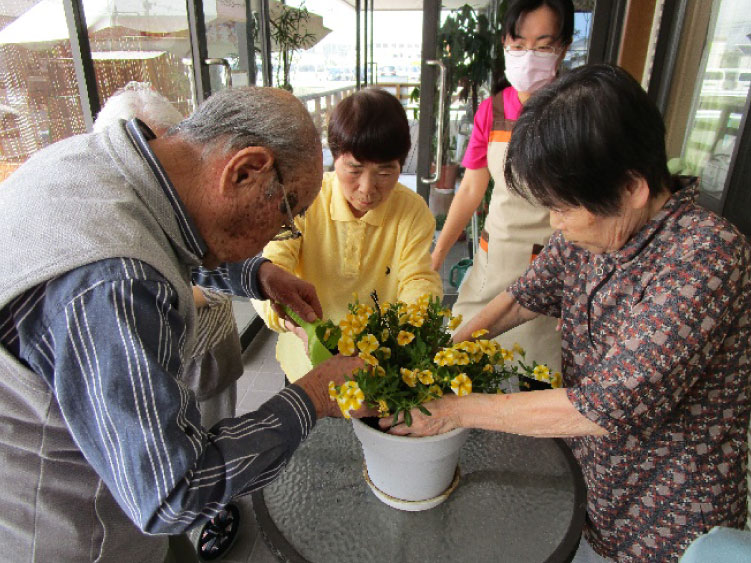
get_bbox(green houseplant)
[269,1,317,92]
[322,291,559,509]
[435,3,505,177]
[324,292,560,426]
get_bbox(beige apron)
[453,93,561,371]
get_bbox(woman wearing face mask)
[432,0,573,372]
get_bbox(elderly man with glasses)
[0,86,366,563]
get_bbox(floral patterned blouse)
[508,179,751,561]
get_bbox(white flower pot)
[351,418,470,511]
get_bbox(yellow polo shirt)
[252,171,443,381]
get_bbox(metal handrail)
[204,58,233,89]
[420,59,446,185]
[182,57,232,112]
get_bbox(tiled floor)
[211,239,470,562]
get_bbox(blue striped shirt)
[0,120,316,534]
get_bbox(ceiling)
[338,1,490,10]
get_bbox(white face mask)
[504,50,559,94]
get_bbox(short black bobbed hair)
[504,64,672,216]
[503,0,575,46]
[327,87,411,167]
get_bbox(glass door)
[677,0,751,215]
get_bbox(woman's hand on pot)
[381,395,463,436]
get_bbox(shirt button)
[595,267,604,276]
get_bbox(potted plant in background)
[323,292,560,511]
[269,1,316,92]
[433,3,504,187]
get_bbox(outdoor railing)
[297,81,420,133]
[298,85,357,133]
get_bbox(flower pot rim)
[351,417,469,443]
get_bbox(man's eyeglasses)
[504,44,561,58]
[271,164,303,242]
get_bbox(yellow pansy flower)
[512,343,525,356]
[454,351,470,366]
[408,313,425,328]
[381,329,390,342]
[339,314,365,336]
[359,351,379,366]
[375,365,386,377]
[433,349,450,366]
[447,314,463,331]
[428,385,443,398]
[418,370,435,385]
[451,373,472,396]
[336,381,364,419]
[357,333,379,354]
[500,348,514,362]
[471,328,489,339]
[328,381,337,401]
[323,327,331,341]
[377,399,390,418]
[483,364,494,372]
[478,339,499,356]
[397,330,415,346]
[400,367,417,388]
[533,364,551,381]
[550,371,563,388]
[379,347,392,360]
[338,334,355,356]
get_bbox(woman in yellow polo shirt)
[253,88,442,382]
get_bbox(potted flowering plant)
[324,292,560,426]
[317,292,561,510]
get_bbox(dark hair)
[504,64,672,216]
[327,88,411,167]
[493,0,575,94]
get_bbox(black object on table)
[252,418,586,563]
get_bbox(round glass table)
[252,418,586,563]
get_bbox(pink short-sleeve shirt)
[461,86,523,170]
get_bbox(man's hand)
[379,395,463,436]
[296,355,373,419]
[257,262,322,323]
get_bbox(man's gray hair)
[169,86,320,181]
[93,81,184,133]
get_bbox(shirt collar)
[125,118,208,258]
[610,176,699,264]
[329,174,390,227]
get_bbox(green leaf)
[404,410,413,427]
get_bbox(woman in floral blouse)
[388,64,751,562]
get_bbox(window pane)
[563,7,595,71]
[0,0,86,181]
[276,0,357,169]
[680,0,751,201]
[83,0,193,121]
[272,0,349,96]
[207,0,252,90]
